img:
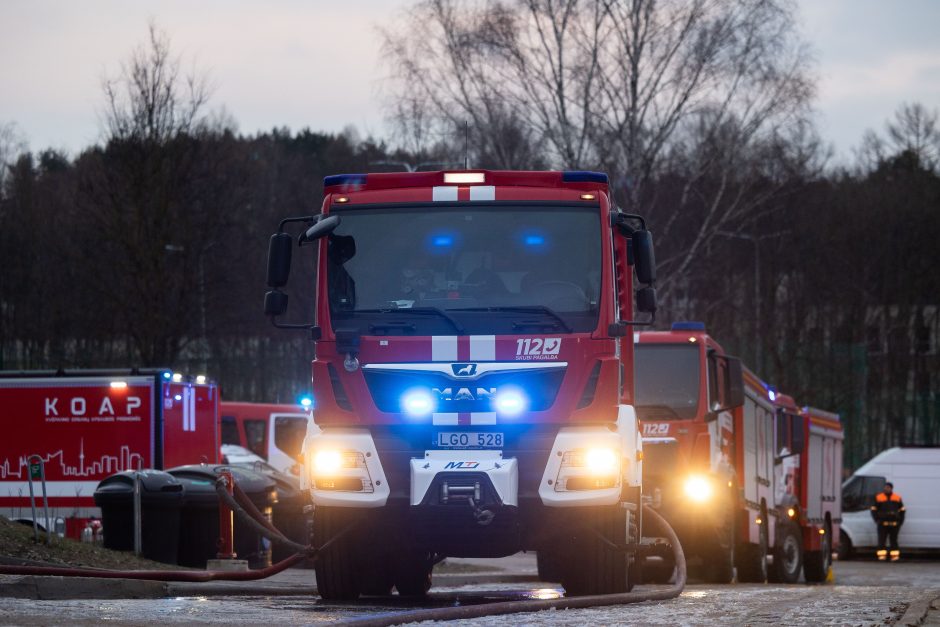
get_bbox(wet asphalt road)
[1,558,939,625]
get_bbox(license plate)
[436,432,504,448]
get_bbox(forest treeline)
[1,4,939,470]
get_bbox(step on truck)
[263,170,657,599]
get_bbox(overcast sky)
[2,0,939,163]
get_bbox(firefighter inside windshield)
[327,206,601,335]
[634,344,701,420]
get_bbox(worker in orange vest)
[870,482,905,561]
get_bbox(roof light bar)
[443,172,485,184]
[671,321,706,331]
[562,171,609,184]
[323,174,367,188]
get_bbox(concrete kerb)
[898,589,940,626]
[0,571,537,600]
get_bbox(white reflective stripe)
[633,332,640,343]
[469,186,495,201]
[431,336,458,361]
[432,413,459,425]
[469,335,495,361]
[432,186,458,201]
[470,412,497,425]
[363,361,567,379]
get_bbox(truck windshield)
[634,344,701,420]
[327,205,601,335]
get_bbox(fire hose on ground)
[0,476,688,624]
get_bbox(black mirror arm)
[269,316,322,340]
[608,311,656,336]
[278,215,318,233]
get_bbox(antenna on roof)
[464,120,470,170]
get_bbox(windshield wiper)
[352,307,465,334]
[447,306,572,333]
[635,404,682,420]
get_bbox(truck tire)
[394,551,433,597]
[642,552,676,584]
[837,529,854,561]
[313,507,361,601]
[559,506,631,596]
[704,545,734,584]
[803,523,832,583]
[736,519,768,583]
[537,550,563,583]
[359,557,395,596]
[772,522,803,584]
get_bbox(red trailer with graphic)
[261,170,658,599]
[772,393,843,582]
[0,369,219,533]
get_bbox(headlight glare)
[313,449,342,474]
[683,475,713,502]
[585,448,619,475]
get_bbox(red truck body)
[0,370,219,521]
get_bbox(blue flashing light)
[671,321,706,331]
[524,235,545,246]
[174,394,182,401]
[299,395,314,409]
[323,173,367,188]
[162,371,172,380]
[768,390,777,401]
[562,170,609,184]
[401,389,435,417]
[433,235,453,247]
[493,387,528,417]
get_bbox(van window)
[220,416,240,445]
[244,419,267,458]
[843,474,886,511]
[274,416,308,458]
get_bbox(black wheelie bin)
[93,470,184,564]
[167,465,277,569]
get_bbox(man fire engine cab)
[263,170,657,599]
[872,482,905,561]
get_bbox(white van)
[840,447,940,556]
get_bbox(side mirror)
[704,410,718,423]
[264,290,288,317]
[300,215,341,245]
[267,233,293,288]
[632,230,656,285]
[636,286,657,313]
[726,357,744,408]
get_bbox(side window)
[790,414,805,455]
[244,419,267,458]
[776,410,789,456]
[274,416,308,459]
[707,355,720,411]
[220,416,240,445]
[861,476,886,508]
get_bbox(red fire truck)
[636,323,842,584]
[635,322,777,583]
[263,170,657,599]
[0,370,219,534]
[771,394,842,582]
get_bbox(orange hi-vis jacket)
[871,492,906,526]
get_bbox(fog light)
[494,388,527,416]
[788,507,797,518]
[683,475,713,502]
[401,390,435,416]
[314,450,342,474]
[585,448,619,475]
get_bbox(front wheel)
[836,529,854,561]
[394,551,433,597]
[804,523,832,583]
[312,507,362,601]
[736,517,768,583]
[559,506,632,596]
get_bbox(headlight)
[683,475,713,502]
[313,450,342,474]
[585,448,619,475]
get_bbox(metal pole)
[27,457,39,544]
[133,471,142,557]
[752,235,761,372]
[39,460,51,545]
[217,469,236,560]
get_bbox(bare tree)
[857,102,940,173]
[382,0,817,302]
[0,122,27,195]
[101,21,211,144]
